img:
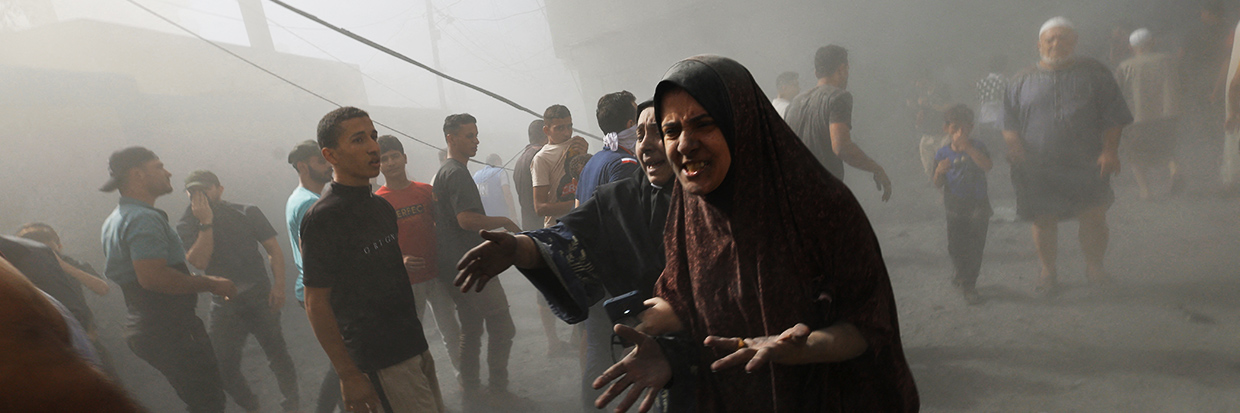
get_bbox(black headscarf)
[653,55,919,412]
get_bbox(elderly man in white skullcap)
[1002,17,1134,296]
[1116,28,1183,200]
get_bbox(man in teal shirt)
[99,146,235,413]
[284,140,338,413]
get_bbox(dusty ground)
[92,133,1239,412]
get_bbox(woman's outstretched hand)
[704,323,811,372]
[454,230,518,293]
[592,324,671,413]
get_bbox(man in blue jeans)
[99,146,236,413]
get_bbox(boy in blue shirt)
[933,104,993,304]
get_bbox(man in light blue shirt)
[284,139,338,413]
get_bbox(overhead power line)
[121,0,507,170]
[264,0,603,142]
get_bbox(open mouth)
[682,161,708,177]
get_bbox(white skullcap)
[1129,28,1153,47]
[1039,16,1075,36]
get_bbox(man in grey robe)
[1002,17,1133,294]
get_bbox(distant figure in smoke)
[531,104,589,356]
[302,107,444,413]
[513,119,547,231]
[98,146,235,413]
[933,105,993,305]
[455,100,683,412]
[771,71,799,118]
[593,55,918,413]
[908,66,954,178]
[1181,1,1231,162]
[14,222,121,380]
[1115,29,1183,199]
[284,139,343,413]
[975,55,1008,151]
[175,170,299,413]
[431,113,527,411]
[0,254,141,412]
[1107,22,1134,69]
[785,45,893,201]
[376,135,462,375]
[474,153,517,221]
[1003,17,1133,294]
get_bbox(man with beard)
[176,170,298,413]
[285,139,342,413]
[99,146,236,413]
[1003,17,1132,295]
[454,101,683,412]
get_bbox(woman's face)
[661,88,731,196]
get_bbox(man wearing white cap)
[1002,17,1133,295]
[1116,28,1182,199]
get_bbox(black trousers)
[946,200,991,288]
[209,291,299,412]
[126,318,226,413]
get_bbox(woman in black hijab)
[594,55,919,412]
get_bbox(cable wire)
[265,0,603,142]
[122,0,507,170]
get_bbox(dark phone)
[603,290,647,326]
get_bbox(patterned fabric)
[653,55,919,412]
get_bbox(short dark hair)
[527,119,546,144]
[776,71,799,88]
[637,100,655,114]
[486,153,503,166]
[543,104,571,123]
[943,104,975,127]
[317,106,369,149]
[596,91,637,134]
[443,113,477,136]
[377,135,403,154]
[814,45,849,79]
[287,140,321,171]
[16,223,59,246]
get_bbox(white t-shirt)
[530,140,570,227]
[771,98,791,119]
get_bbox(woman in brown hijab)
[593,55,918,412]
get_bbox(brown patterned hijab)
[654,55,919,412]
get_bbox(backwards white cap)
[1039,16,1075,36]
[1129,28,1153,47]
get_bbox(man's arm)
[259,237,286,309]
[56,255,109,296]
[1226,59,1240,132]
[1099,125,1123,177]
[304,286,381,412]
[829,123,892,201]
[133,258,233,297]
[457,211,520,233]
[183,192,214,270]
[533,185,575,218]
[1002,130,1026,164]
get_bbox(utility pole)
[425,0,447,108]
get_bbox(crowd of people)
[3,7,1240,413]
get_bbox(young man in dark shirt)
[99,146,235,413]
[514,119,546,231]
[175,170,299,413]
[433,113,525,409]
[785,44,893,202]
[301,107,443,413]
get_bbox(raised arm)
[56,255,109,296]
[532,185,575,218]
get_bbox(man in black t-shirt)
[302,107,443,413]
[514,119,546,231]
[434,113,526,410]
[785,44,893,202]
[176,170,299,413]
